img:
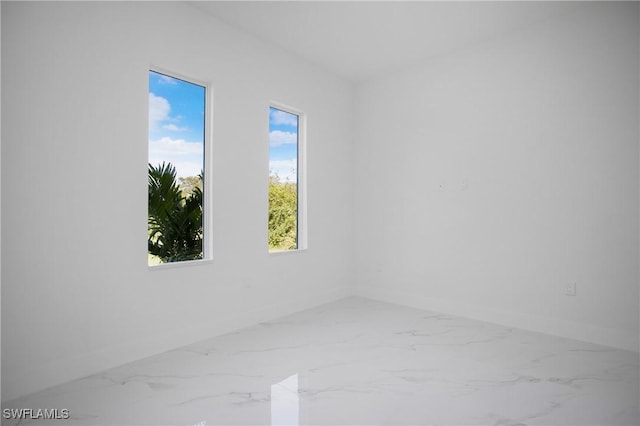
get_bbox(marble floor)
[3,297,639,426]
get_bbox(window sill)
[268,248,308,256]
[148,258,213,271]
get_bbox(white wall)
[354,3,640,351]
[1,2,354,401]
[0,0,3,406]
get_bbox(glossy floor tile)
[3,297,639,425]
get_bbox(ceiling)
[189,1,581,82]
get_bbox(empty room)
[1,1,639,425]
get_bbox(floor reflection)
[271,374,299,426]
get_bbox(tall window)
[268,105,303,251]
[148,69,207,266]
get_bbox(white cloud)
[269,159,297,183]
[162,124,188,132]
[157,74,178,85]
[149,93,170,130]
[150,137,202,156]
[270,109,298,126]
[269,130,297,147]
[149,137,203,178]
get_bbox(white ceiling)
[189,1,582,82]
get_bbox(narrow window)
[268,105,304,252]
[148,69,207,266]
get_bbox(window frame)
[147,66,213,269]
[268,102,307,254]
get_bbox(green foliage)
[148,162,203,263]
[178,175,203,199]
[268,174,297,250]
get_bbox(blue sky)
[148,70,205,179]
[269,107,298,183]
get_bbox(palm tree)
[148,162,203,263]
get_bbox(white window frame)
[148,66,213,269]
[269,101,307,253]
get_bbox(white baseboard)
[357,286,639,353]
[2,287,350,403]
